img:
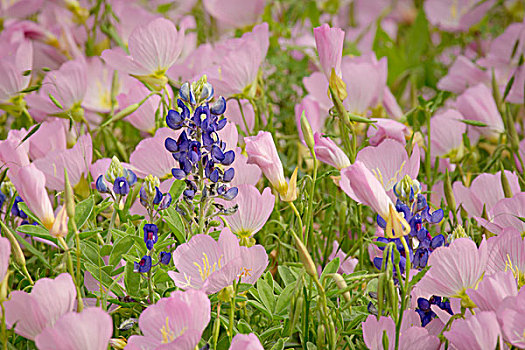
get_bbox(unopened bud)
[106,156,124,184]
[317,324,326,349]
[64,169,75,218]
[329,273,351,303]
[500,169,513,198]
[280,167,298,202]
[0,221,26,268]
[217,285,235,302]
[291,231,317,278]
[50,206,68,238]
[444,170,456,214]
[109,338,127,350]
[300,111,315,154]
[0,271,10,302]
[113,103,140,122]
[329,68,348,101]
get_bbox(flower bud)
[50,206,68,238]
[329,68,348,101]
[444,170,456,214]
[500,169,513,198]
[64,169,75,219]
[105,156,124,184]
[113,103,140,122]
[217,285,235,302]
[109,338,127,350]
[300,111,315,154]
[0,221,26,268]
[280,167,298,202]
[291,231,316,278]
[329,273,351,303]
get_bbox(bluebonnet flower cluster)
[95,156,137,198]
[134,222,171,273]
[374,175,446,272]
[139,175,172,220]
[415,296,453,326]
[164,77,238,232]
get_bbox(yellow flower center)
[193,252,223,281]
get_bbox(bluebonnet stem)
[374,175,446,271]
[164,76,238,235]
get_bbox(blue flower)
[113,177,130,196]
[143,224,158,250]
[11,196,27,219]
[159,251,171,265]
[134,256,152,273]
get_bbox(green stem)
[106,198,119,244]
[212,302,221,348]
[58,237,83,312]
[304,155,318,246]
[72,220,82,287]
[1,302,7,350]
[147,267,154,304]
[288,202,304,242]
[228,282,238,342]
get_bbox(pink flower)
[0,128,30,177]
[437,56,490,94]
[205,23,269,97]
[303,72,332,113]
[453,170,520,218]
[230,150,262,187]
[477,193,525,235]
[295,97,326,144]
[218,184,275,238]
[444,311,502,350]
[203,0,265,28]
[102,18,184,78]
[329,241,358,275]
[230,333,264,350]
[340,161,409,238]
[28,119,67,160]
[129,128,179,179]
[0,237,10,282]
[35,307,112,350]
[0,39,32,103]
[466,271,518,312]
[430,109,466,160]
[486,227,525,276]
[4,273,76,340]
[10,164,55,229]
[424,0,494,32]
[116,80,161,133]
[26,58,87,122]
[362,312,440,350]
[314,132,350,170]
[355,139,420,193]
[245,131,286,193]
[0,0,43,18]
[416,238,488,298]
[226,99,255,133]
[367,118,409,147]
[33,133,93,191]
[498,289,525,347]
[313,24,345,79]
[456,84,504,141]
[169,228,268,294]
[126,290,210,350]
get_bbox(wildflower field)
[1,0,525,349]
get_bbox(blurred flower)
[203,0,264,28]
[424,0,494,32]
[437,56,490,94]
[0,237,10,282]
[4,273,76,340]
[35,307,112,350]
[0,39,32,105]
[230,333,264,350]
[476,193,525,235]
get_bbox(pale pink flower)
[116,80,160,133]
[486,227,525,276]
[28,119,67,160]
[437,56,490,94]
[466,271,517,312]
[0,0,43,18]
[313,24,345,79]
[35,307,112,350]
[226,98,255,133]
[453,170,520,218]
[477,193,525,235]
[416,238,488,298]
[4,273,76,340]
[10,164,55,229]
[382,87,404,120]
[245,131,286,193]
[430,109,466,160]
[230,150,262,187]
[0,237,10,282]
[456,83,504,141]
[218,184,274,238]
[205,23,269,97]
[444,311,502,350]
[129,127,179,179]
[367,118,409,147]
[110,0,160,45]
[101,18,184,78]
[230,333,264,350]
[355,139,420,192]
[217,122,239,152]
[169,228,268,294]
[295,97,326,144]
[0,39,32,103]
[203,0,264,28]
[329,241,358,275]
[168,43,215,83]
[314,132,350,170]
[362,312,440,350]
[25,58,87,122]
[33,133,92,191]
[303,72,332,113]
[424,0,494,32]
[0,128,30,177]
[497,288,525,347]
[126,290,210,350]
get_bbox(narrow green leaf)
[109,236,135,266]
[458,119,488,127]
[74,196,94,229]
[17,225,57,245]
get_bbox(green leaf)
[84,262,124,296]
[17,123,41,147]
[15,202,43,227]
[17,224,57,244]
[458,119,488,127]
[257,278,275,315]
[109,236,135,266]
[163,207,186,243]
[15,234,51,268]
[408,266,430,288]
[278,266,297,286]
[406,8,430,66]
[168,180,186,201]
[270,338,286,350]
[74,196,94,229]
[320,257,340,283]
[274,284,295,316]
